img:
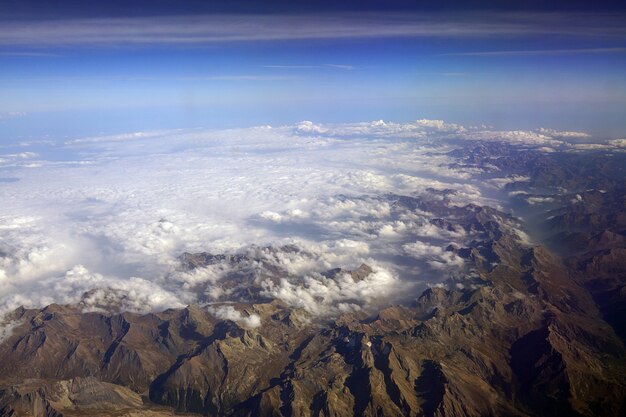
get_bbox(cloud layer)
[1,12,625,46]
[0,119,620,319]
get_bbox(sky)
[1,0,626,142]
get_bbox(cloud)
[0,152,39,167]
[264,65,319,69]
[1,13,624,47]
[403,241,465,270]
[295,120,328,134]
[323,64,354,70]
[289,119,584,149]
[0,118,607,320]
[441,47,626,57]
[461,129,563,146]
[260,264,402,317]
[537,128,592,140]
[0,263,188,317]
[294,119,463,138]
[264,64,354,70]
[207,305,261,328]
[0,51,61,57]
[566,143,615,151]
[525,196,556,205]
[608,139,626,148]
[64,130,168,145]
[0,111,26,121]
[180,75,297,81]
[413,118,466,132]
[487,175,531,190]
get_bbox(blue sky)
[1,0,626,142]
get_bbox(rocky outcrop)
[0,376,192,416]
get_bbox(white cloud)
[538,128,592,140]
[443,47,626,57]
[260,264,401,316]
[0,319,21,344]
[207,305,261,328]
[487,175,531,190]
[403,241,465,270]
[567,143,613,151]
[2,13,623,47]
[526,196,556,205]
[508,190,529,196]
[64,130,163,145]
[288,119,597,150]
[414,118,466,132]
[463,130,562,146]
[535,146,556,153]
[0,111,26,121]
[324,64,355,70]
[608,138,626,148]
[0,151,39,167]
[259,211,284,223]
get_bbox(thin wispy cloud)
[0,51,61,57]
[1,13,625,47]
[324,64,355,70]
[264,65,319,69]
[442,47,626,56]
[0,112,26,121]
[264,64,355,70]
[179,75,298,81]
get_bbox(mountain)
[0,142,625,416]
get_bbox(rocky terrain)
[0,142,625,416]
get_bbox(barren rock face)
[1,144,625,417]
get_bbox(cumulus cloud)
[207,305,261,328]
[413,118,466,132]
[295,121,328,134]
[260,264,402,317]
[608,138,626,148]
[526,196,557,205]
[0,263,187,317]
[403,241,465,270]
